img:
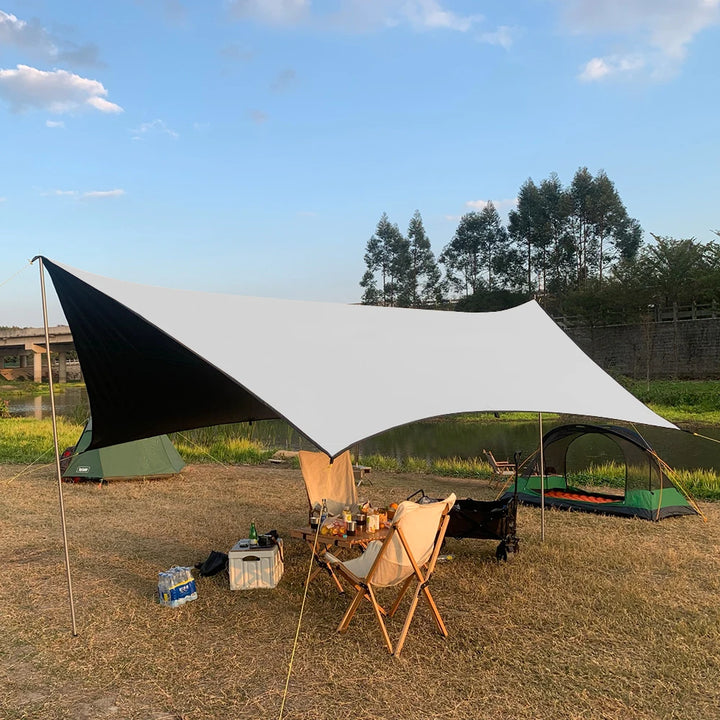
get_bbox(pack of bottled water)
[158,566,198,608]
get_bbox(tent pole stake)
[38,257,78,636]
[539,412,545,542]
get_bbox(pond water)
[6,386,89,421]
[6,387,720,471]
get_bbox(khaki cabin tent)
[62,418,185,482]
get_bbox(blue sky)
[1,0,719,325]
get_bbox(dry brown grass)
[1,463,719,720]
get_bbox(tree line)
[360,167,720,324]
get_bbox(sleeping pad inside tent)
[62,418,185,482]
[501,424,699,521]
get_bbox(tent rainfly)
[62,418,185,482]
[39,257,677,457]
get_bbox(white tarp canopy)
[41,257,676,458]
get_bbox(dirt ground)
[1,462,719,720]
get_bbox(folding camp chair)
[326,493,456,658]
[298,449,358,520]
[483,449,516,489]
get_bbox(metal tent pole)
[539,412,545,543]
[37,258,78,636]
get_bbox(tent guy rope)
[0,260,31,289]
[277,519,323,720]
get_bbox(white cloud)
[0,65,122,114]
[0,10,102,67]
[228,0,481,33]
[466,198,518,212]
[45,189,77,197]
[479,25,515,49]
[556,0,720,80]
[131,118,179,140]
[0,10,57,55]
[81,189,125,199]
[228,0,310,25]
[46,119,65,128]
[44,188,125,199]
[397,0,481,32]
[579,54,645,81]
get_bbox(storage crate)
[228,539,284,590]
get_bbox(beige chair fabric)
[325,492,456,656]
[333,493,456,587]
[298,449,358,517]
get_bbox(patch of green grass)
[567,460,720,500]
[0,380,85,397]
[0,417,82,463]
[618,378,720,424]
[172,435,273,464]
[672,467,720,501]
[567,462,626,489]
[358,453,401,472]
[429,456,492,478]
[358,453,494,479]
[433,411,560,423]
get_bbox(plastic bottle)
[171,567,186,605]
[166,569,178,607]
[186,568,198,602]
[158,571,170,606]
[181,566,198,602]
[342,505,352,524]
[249,520,258,546]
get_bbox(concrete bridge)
[0,326,78,382]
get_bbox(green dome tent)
[502,424,701,521]
[62,418,185,482]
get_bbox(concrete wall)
[566,318,720,380]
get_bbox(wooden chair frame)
[330,501,452,658]
[483,448,516,488]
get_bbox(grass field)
[1,463,719,720]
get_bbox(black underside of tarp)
[42,259,280,450]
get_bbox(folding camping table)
[290,525,389,593]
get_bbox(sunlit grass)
[568,460,720,500]
[172,435,273,464]
[3,419,719,501]
[358,453,493,479]
[0,417,83,463]
[2,464,719,720]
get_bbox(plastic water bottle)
[158,572,170,606]
[183,567,198,601]
[169,567,181,606]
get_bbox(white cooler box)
[228,539,284,590]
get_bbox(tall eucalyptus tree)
[406,210,443,306]
[360,212,411,306]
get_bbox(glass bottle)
[320,498,328,524]
[249,520,258,546]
